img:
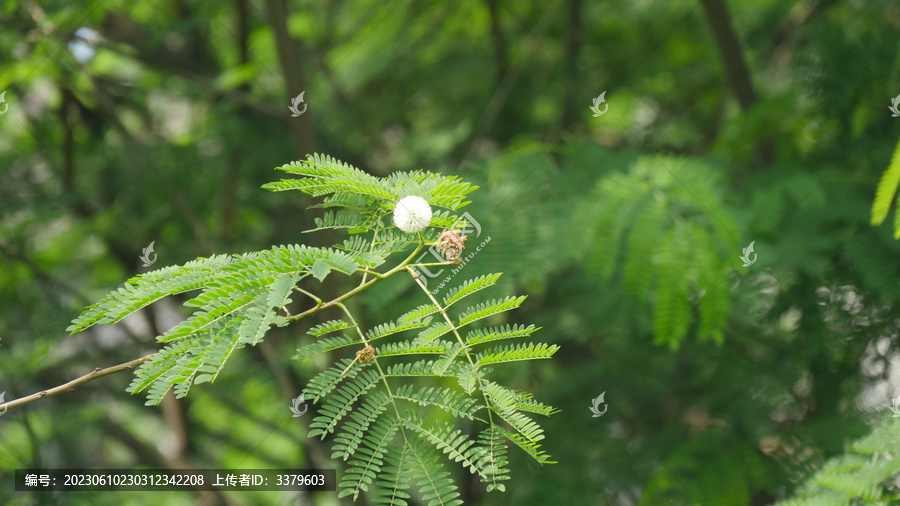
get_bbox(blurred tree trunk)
[263,0,339,324]
[699,0,776,168]
[484,0,509,85]
[560,0,583,131]
[221,0,252,245]
[264,0,319,154]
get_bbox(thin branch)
[1,354,155,412]
[360,220,382,286]
[286,241,425,322]
[294,286,323,305]
[358,268,384,278]
[337,302,371,376]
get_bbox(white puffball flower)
[393,196,432,234]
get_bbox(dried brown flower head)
[356,345,375,363]
[436,229,468,264]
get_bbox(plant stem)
[335,302,410,449]
[409,262,454,268]
[294,286,323,305]
[404,266,495,426]
[0,354,155,412]
[359,220,382,286]
[337,302,369,376]
[287,241,425,322]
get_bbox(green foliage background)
[2,0,900,504]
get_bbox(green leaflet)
[68,244,377,404]
[417,322,454,344]
[583,155,736,349]
[338,415,401,501]
[309,369,382,439]
[871,137,900,236]
[392,384,484,421]
[405,437,464,506]
[366,319,435,341]
[66,254,233,334]
[294,334,360,361]
[775,417,900,505]
[308,319,352,337]
[375,340,450,358]
[465,324,538,346]
[127,316,245,405]
[332,392,394,461]
[476,426,511,492]
[371,441,413,505]
[400,415,489,479]
[304,271,555,504]
[442,273,502,308]
[475,343,560,366]
[456,296,526,327]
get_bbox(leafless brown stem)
[1,354,155,412]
